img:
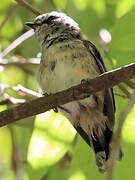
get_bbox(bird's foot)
[80,79,92,98]
[53,107,58,113]
[43,93,58,113]
[43,93,49,97]
[81,78,92,84]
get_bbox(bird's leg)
[53,107,58,113]
[43,93,58,113]
[43,93,49,97]
[80,78,92,98]
[81,78,93,84]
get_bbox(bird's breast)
[37,39,100,94]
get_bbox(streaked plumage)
[26,11,122,172]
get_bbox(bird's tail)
[91,125,123,173]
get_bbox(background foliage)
[0,0,135,179]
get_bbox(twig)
[0,58,40,75]
[11,84,42,98]
[0,84,41,106]
[0,30,34,58]
[0,97,25,105]
[107,90,135,180]
[0,62,135,127]
[9,126,20,178]
[118,84,130,98]
[0,58,40,67]
[15,0,40,16]
[0,0,40,58]
[0,5,18,35]
[114,93,128,99]
[0,83,42,99]
[125,80,135,89]
[0,99,11,105]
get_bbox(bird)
[26,11,122,173]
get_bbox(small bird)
[26,11,122,172]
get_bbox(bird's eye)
[42,16,58,25]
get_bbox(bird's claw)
[43,93,58,113]
[81,78,92,84]
[53,107,58,113]
[80,79,91,98]
[43,93,49,97]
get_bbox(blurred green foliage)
[0,0,135,180]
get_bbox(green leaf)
[108,8,135,66]
[69,136,105,180]
[27,111,76,179]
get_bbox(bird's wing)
[83,40,115,129]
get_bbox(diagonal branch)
[0,58,40,66]
[0,30,34,58]
[118,84,131,98]
[125,80,135,89]
[107,90,135,180]
[0,62,135,127]
[15,0,40,16]
[0,4,18,35]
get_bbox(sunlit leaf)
[0,127,14,180]
[27,111,76,179]
[108,8,135,66]
[116,0,135,17]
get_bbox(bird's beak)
[25,22,37,29]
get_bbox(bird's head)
[26,11,82,46]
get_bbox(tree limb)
[0,30,34,58]
[125,80,135,89]
[107,90,135,180]
[15,0,40,16]
[0,62,135,127]
[0,4,18,35]
[11,84,42,98]
[0,58,40,67]
[118,84,131,98]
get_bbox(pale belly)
[37,42,106,137]
[37,42,100,94]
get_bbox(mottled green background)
[0,0,135,179]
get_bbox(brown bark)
[0,62,135,127]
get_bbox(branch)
[0,58,40,67]
[11,84,42,98]
[107,90,135,180]
[114,93,128,99]
[0,30,34,58]
[15,0,40,16]
[0,97,26,105]
[0,58,39,75]
[0,62,135,127]
[0,0,40,58]
[118,84,131,98]
[0,5,18,35]
[125,80,135,89]
[0,84,41,106]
